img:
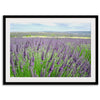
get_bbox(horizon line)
[10,31,91,32]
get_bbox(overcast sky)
[10,23,91,32]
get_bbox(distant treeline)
[10,32,91,38]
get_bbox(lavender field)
[10,37,91,77]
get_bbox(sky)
[10,23,91,32]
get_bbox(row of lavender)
[10,38,91,77]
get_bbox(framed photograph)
[3,15,98,85]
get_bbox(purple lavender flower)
[48,49,55,62]
[37,42,41,51]
[57,58,61,65]
[54,43,58,52]
[16,45,19,53]
[10,55,13,65]
[60,46,65,53]
[32,55,34,62]
[73,56,77,62]
[62,49,67,61]
[12,68,16,77]
[30,59,34,66]
[15,60,17,66]
[40,62,43,64]
[45,40,51,57]
[59,63,64,72]
[59,66,63,72]
[41,51,44,61]
[76,60,82,66]
[10,45,13,52]
[49,59,55,73]
[24,41,29,48]
[23,50,26,58]
[63,63,67,68]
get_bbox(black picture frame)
[3,15,98,85]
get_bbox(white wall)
[0,0,99,100]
